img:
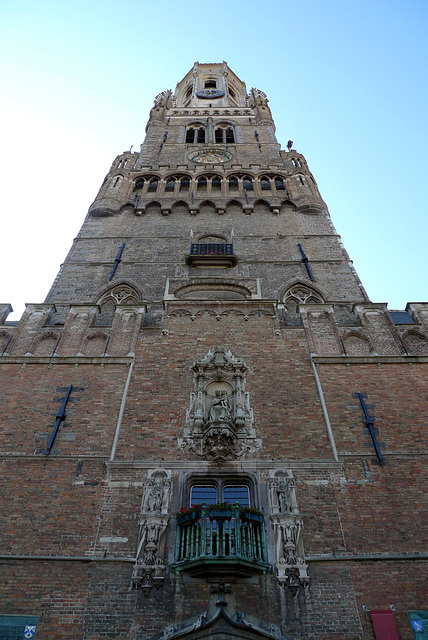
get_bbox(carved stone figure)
[277,476,294,513]
[148,483,164,512]
[209,390,231,422]
[179,347,261,462]
[132,472,171,596]
[269,471,310,593]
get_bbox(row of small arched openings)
[132,173,296,195]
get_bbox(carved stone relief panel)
[268,470,309,594]
[178,347,261,462]
[132,469,171,596]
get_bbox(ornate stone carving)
[269,471,310,594]
[178,347,261,462]
[249,88,273,123]
[148,90,173,124]
[132,470,171,596]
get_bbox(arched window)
[185,124,207,144]
[197,177,207,191]
[260,176,271,191]
[180,177,190,191]
[243,175,254,191]
[211,175,222,191]
[228,175,239,191]
[165,178,176,192]
[283,284,324,326]
[275,176,286,190]
[215,124,235,143]
[147,177,159,192]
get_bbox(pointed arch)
[226,199,243,215]
[280,198,297,211]
[95,282,141,326]
[0,329,12,353]
[144,201,162,215]
[31,331,60,356]
[171,201,190,215]
[198,200,216,215]
[81,331,109,357]
[401,329,428,355]
[342,330,375,356]
[253,199,271,214]
[282,282,324,326]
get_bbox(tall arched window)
[228,175,239,191]
[186,124,206,144]
[243,175,254,191]
[215,124,235,143]
[197,177,207,191]
[147,177,159,192]
[260,176,271,191]
[165,178,175,192]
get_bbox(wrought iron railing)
[175,505,267,567]
[189,243,234,256]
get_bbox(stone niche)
[179,347,261,462]
[131,469,172,596]
[268,470,309,594]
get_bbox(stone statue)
[277,476,294,513]
[147,483,164,512]
[209,390,231,422]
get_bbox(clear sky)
[1,0,427,319]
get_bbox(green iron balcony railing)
[175,505,268,577]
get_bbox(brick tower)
[1,62,427,640]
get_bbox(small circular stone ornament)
[189,148,232,164]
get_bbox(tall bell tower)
[1,62,427,640]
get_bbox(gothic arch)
[81,331,109,357]
[253,199,271,214]
[280,281,325,305]
[144,201,162,215]
[280,198,297,211]
[95,282,141,326]
[401,329,428,355]
[198,200,216,215]
[30,331,60,356]
[226,199,243,213]
[149,606,290,640]
[96,282,141,306]
[342,330,375,356]
[171,201,190,215]
[0,330,12,353]
[282,283,324,326]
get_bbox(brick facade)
[1,62,427,640]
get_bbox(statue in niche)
[209,390,232,422]
[277,476,294,513]
[179,347,261,462]
[148,483,164,512]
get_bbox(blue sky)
[1,0,427,319]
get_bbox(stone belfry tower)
[1,62,428,640]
